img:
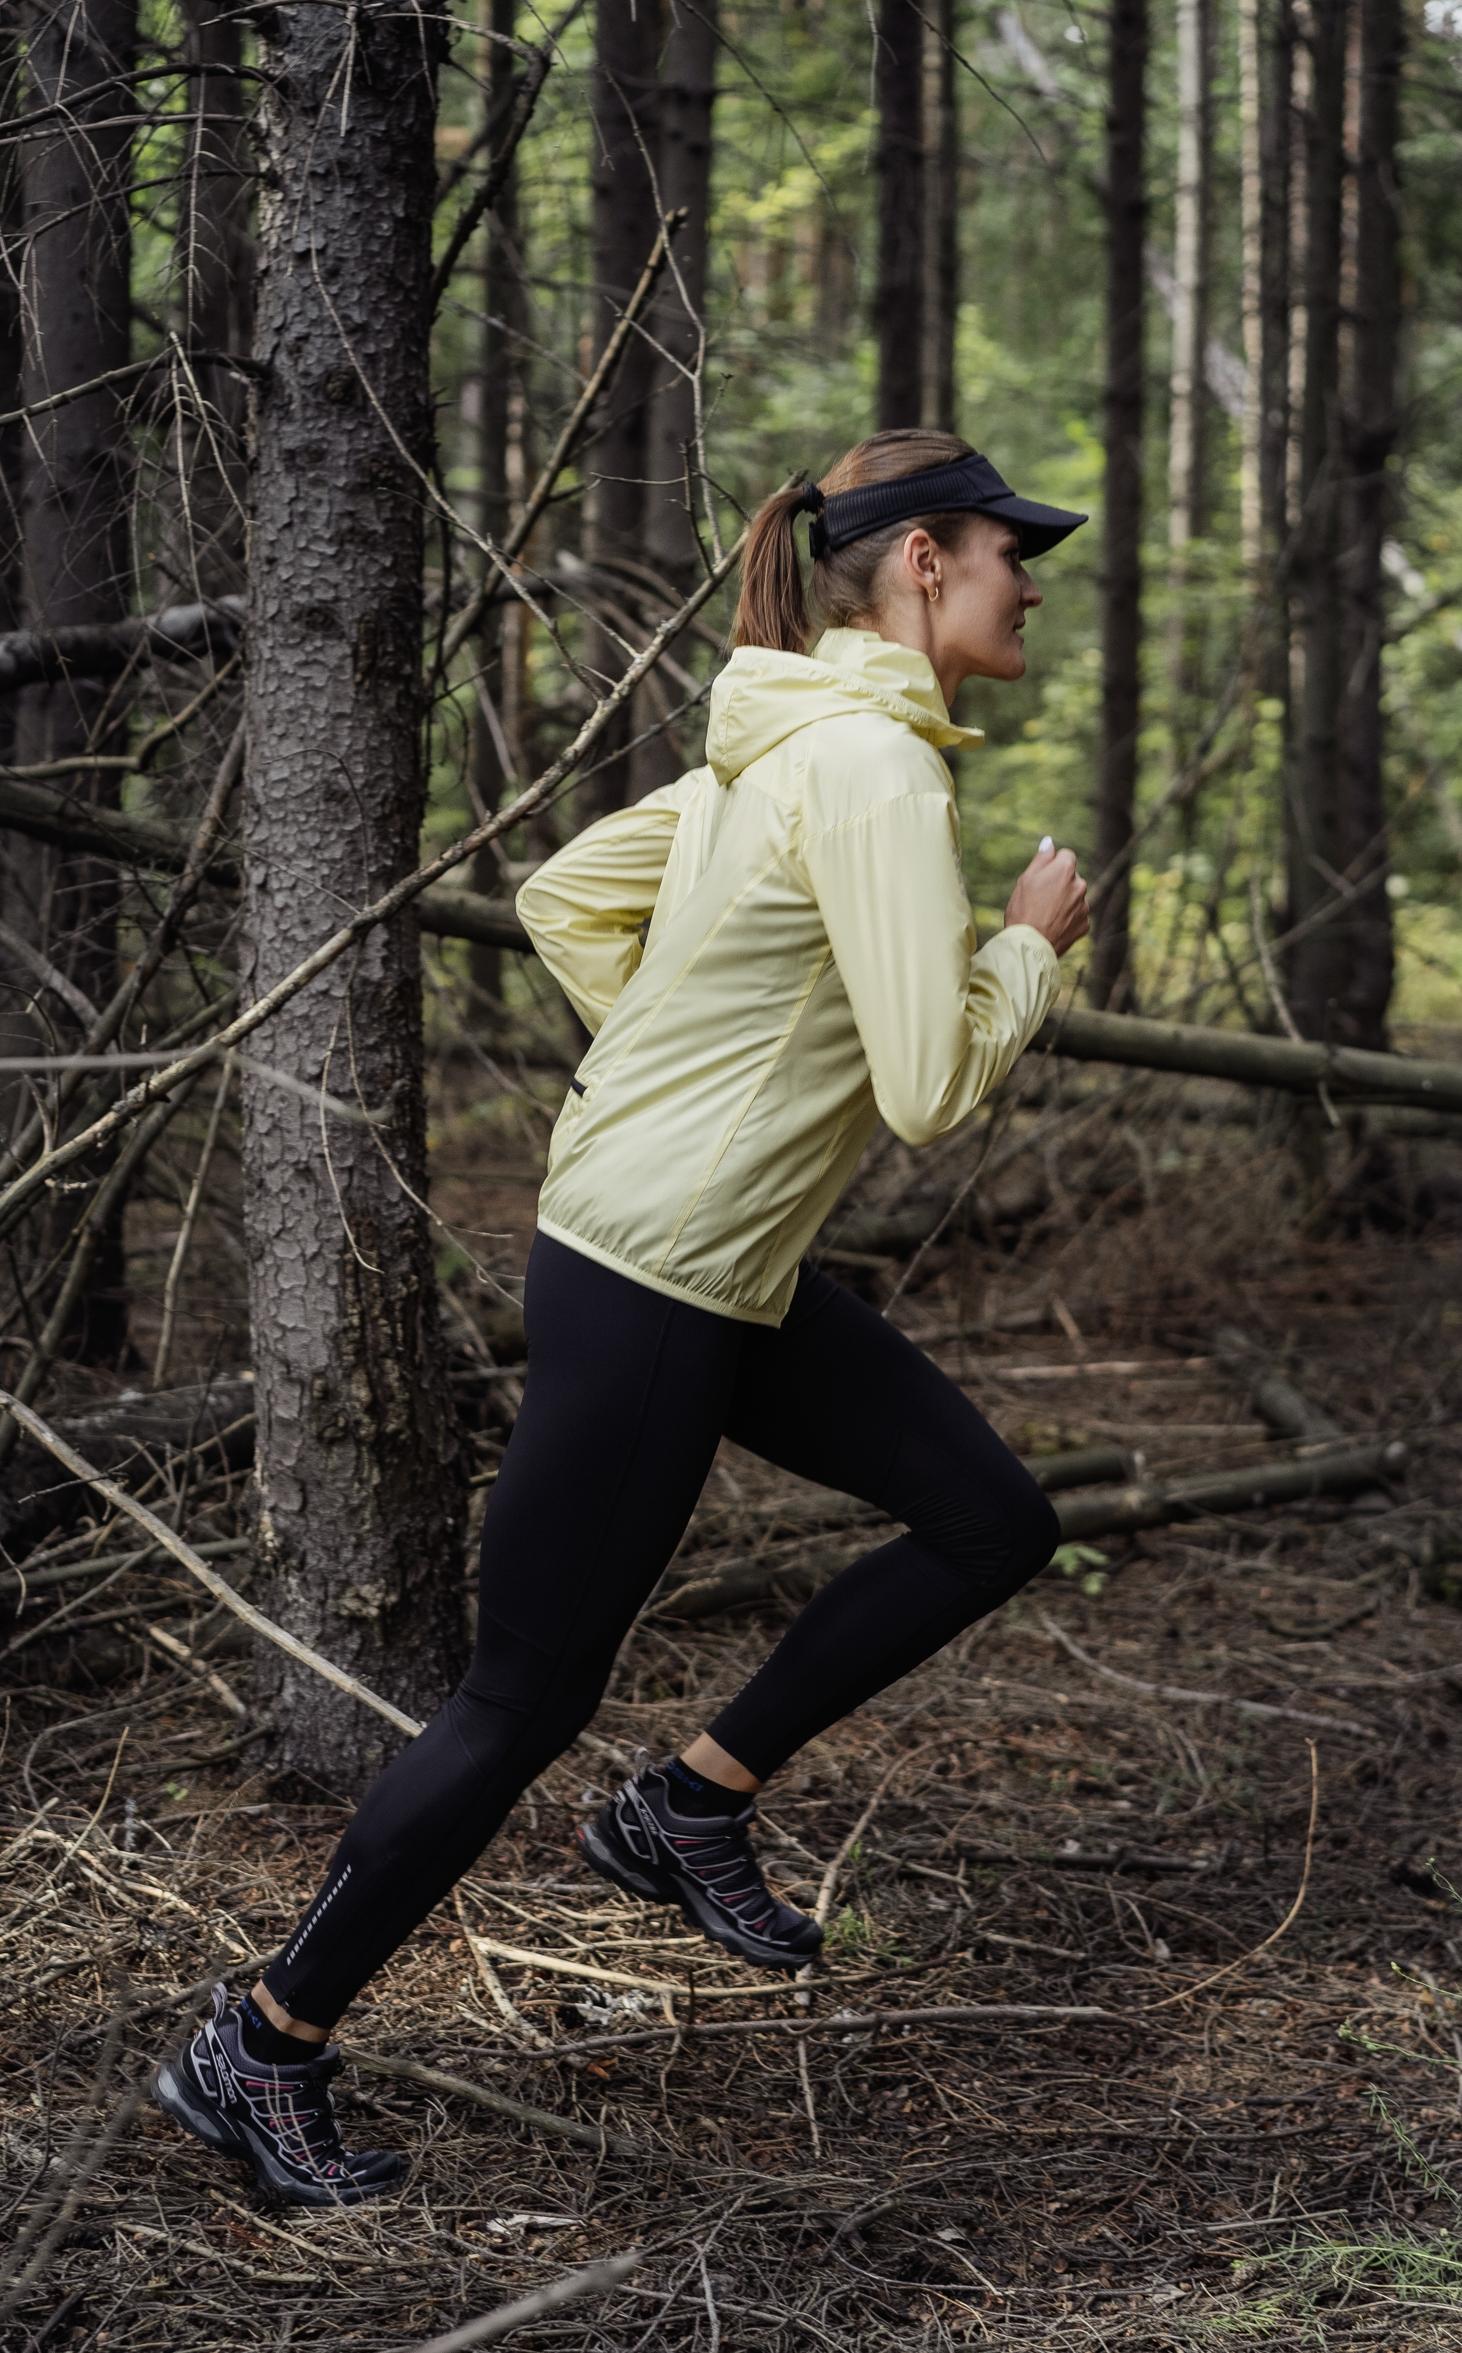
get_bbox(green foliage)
[1052,1541,1109,1597]
[419,0,1462,1032]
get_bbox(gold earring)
[928,581,941,603]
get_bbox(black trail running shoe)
[575,1749,824,1972]
[151,1982,407,2207]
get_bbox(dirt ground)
[4,1089,1462,2352]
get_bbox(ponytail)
[730,480,816,653]
[730,429,983,657]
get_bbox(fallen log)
[0,597,245,694]
[0,1377,255,1561]
[655,1438,1408,1619]
[0,774,520,952]
[4,771,1460,1113]
[1213,1325,1393,1515]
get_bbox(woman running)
[152,427,1091,2205]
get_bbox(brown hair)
[730,427,988,654]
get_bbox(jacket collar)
[805,627,985,750]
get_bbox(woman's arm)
[801,785,1061,1146]
[515,768,707,1035]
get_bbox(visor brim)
[981,493,1089,560]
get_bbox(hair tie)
[794,477,825,515]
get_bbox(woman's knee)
[913,1465,1062,1589]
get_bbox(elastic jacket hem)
[534,1216,787,1327]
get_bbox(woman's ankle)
[676,1734,762,1795]
[249,1978,331,2045]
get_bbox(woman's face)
[869,512,1044,709]
[934,513,1044,685]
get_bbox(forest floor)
[4,1080,1462,2352]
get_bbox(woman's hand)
[1004,835,1089,958]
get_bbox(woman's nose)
[1022,576,1043,608]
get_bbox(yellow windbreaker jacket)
[515,625,1063,1327]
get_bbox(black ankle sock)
[660,1753,751,1816]
[237,1991,315,2067]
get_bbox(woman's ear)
[900,526,940,594]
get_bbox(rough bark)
[1335,0,1403,1052]
[0,0,137,1364]
[243,0,468,1789]
[875,0,923,428]
[1088,0,1147,1015]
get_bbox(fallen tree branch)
[0,597,244,694]
[1032,1610,1377,1738]
[0,524,748,1230]
[0,1378,254,1562]
[341,2049,645,2161]
[7,756,1458,1119]
[401,2251,646,2353]
[657,1438,1408,1621]
[1051,1437,1408,1539]
[0,1390,423,1738]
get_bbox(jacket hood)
[703,625,984,786]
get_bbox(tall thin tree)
[0,0,137,1362]
[875,0,923,428]
[1335,0,1403,1052]
[582,0,662,823]
[1283,0,1349,1043]
[1089,0,1148,1015]
[1166,0,1213,836]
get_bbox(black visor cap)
[807,450,1088,563]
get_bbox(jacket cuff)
[997,921,1061,983]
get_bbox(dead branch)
[402,2252,646,2353]
[659,1438,1408,1621]
[0,1390,423,1738]
[0,597,244,693]
[342,2049,646,2161]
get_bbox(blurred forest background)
[4,2,1462,2346]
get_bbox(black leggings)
[261,1226,1061,2027]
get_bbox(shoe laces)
[667,1815,781,1933]
[221,2026,355,2180]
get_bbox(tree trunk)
[1088,0,1147,1015]
[643,0,716,586]
[1335,0,1402,1052]
[1166,0,1213,837]
[920,0,958,429]
[467,0,528,1013]
[581,0,662,825]
[637,0,717,790]
[0,0,137,1365]
[875,0,923,427]
[0,3,20,763]
[172,0,253,597]
[1241,0,1294,749]
[1283,0,1349,1044]
[243,0,469,1790]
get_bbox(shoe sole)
[150,2062,404,2209]
[575,1817,822,1976]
